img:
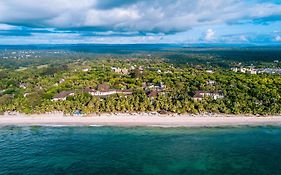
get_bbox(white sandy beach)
[1,113,281,127]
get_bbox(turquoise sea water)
[0,126,281,175]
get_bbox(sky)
[0,0,281,44]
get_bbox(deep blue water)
[0,126,281,175]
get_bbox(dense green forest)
[0,52,280,115]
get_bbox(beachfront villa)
[192,91,224,101]
[52,83,133,101]
[52,91,75,101]
[84,87,133,97]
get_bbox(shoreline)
[1,113,281,127]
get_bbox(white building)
[84,88,132,97]
[111,67,129,75]
[192,91,224,101]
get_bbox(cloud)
[0,0,281,44]
[213,31,281,44]
[205,29,215,41]
[275,35,281,42]
[239,35,248,42]
[0,24,20,30]
[0,0,281,34]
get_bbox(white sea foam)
[89,125,104,127]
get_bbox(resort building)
[257,68,281,74]
[19,83,28,89]
[145,82,165,91]
[231,67,238,72]
[207,80,216,85]
[206,70,214,73]
[111,67,129,75]
[84,86,133,97]
[59,79,65,84]
[231,67,258,74]
[52,91,75,101]
[82,68,90,72]
[192,91,224,101]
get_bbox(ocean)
[0,126,281,175]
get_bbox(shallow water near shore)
[0,126,281,175]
